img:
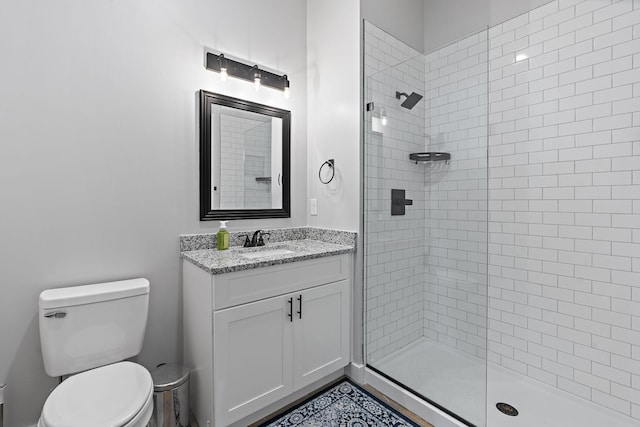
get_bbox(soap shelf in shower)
[409,152,451,164]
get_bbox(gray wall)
[424,0,554,52]
[362,0,425,53]
[0,1,307,426]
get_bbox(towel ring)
[319,159,335,184]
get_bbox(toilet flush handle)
[44,311,66,319]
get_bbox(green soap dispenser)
[216,221,230,250]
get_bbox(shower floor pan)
[373,338,637,427]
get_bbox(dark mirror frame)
[199,90,291,221]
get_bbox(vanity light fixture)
[206,52,291,97]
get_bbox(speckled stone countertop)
[180,228,356,275]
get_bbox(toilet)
[37,278,154,427]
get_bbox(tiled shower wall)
[485,0,640,419]
[364,22,427,363]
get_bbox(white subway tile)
[593,113,633,131]
[575,130,612,146]
[594,141,633,159]
[594,85,631,104]
[559,146,592,160]
[560,39,595,60]
[594,1,633,23]
[559,119,594,135]
[594,27,634,51]
[560,11,594,34]
[593,171,633,185]
[613,68,640,87]
[594,56,633,78]
[560,65,594,85]
[576,102,613,120]
[613,39,640,58]
[577,75,613,94]
[575,158,612,173]
[577,46,613,68]
[576,20,613,43]
[576,0,614,17]
[516,20,545,39]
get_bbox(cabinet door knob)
[287,297,293,322]
[297,295,302,319]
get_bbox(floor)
[247,377,432,427]
[374,337,638,427]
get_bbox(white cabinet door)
[213,294,294,426]
[293,280,350,389]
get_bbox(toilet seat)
[38,361,153,427]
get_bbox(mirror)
[200,90,291,220]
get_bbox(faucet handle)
[238,234,251,247]
[257,232,270,247]
[251,229,263,246]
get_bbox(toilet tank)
[39,278,150,377]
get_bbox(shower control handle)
[391,189,413,216]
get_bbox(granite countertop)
[181,239,355,275]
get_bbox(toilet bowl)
[37,361,153,427]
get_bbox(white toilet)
[37,278,154,427]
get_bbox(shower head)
[396,91,423,109]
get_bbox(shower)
[365,1,640,425]
[395,91,423,109]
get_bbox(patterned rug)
[257,379,421,427]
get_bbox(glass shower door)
[364,23,489,427]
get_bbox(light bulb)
[253,66,261,92]
[283,76,290,99]
[219,54,228,82]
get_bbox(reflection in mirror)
[200,91,290,220]
[211,106,282,210]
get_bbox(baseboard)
[345,362,365,383]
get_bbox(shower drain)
[496,402,519,416]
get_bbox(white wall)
[424,0,554,52]
[362,0,425,52]
[0,1,307,426]
[307,0,361,232]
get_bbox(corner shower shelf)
[409,152,451,164]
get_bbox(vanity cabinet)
[183,254,351,427]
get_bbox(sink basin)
[239,249,295,259]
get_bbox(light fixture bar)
[206,52,289,92]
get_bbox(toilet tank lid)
[39,278,149,309]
